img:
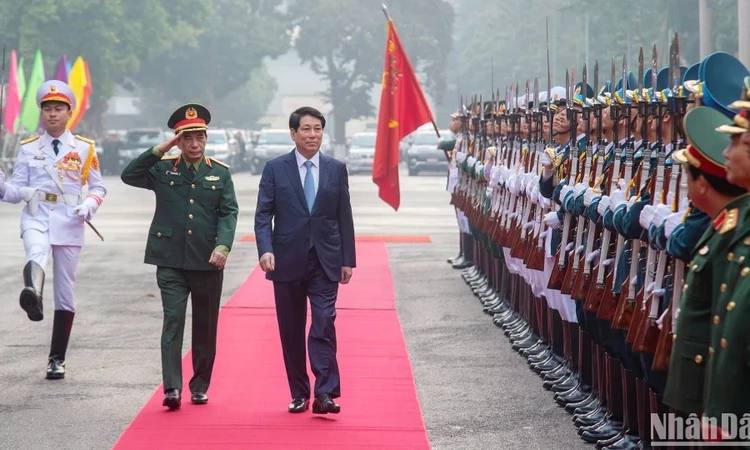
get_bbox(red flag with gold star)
[372,19,436,211]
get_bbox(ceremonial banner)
[372,18,435,211]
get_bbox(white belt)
[36,191,81,204]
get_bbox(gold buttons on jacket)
[211,185,216,190]
[683,284,689,292]
[189,199,194,204]
[157,232,162,237]
[694,355,703,364]
[714,315,720,325]
[170,181,174,186]
[191,184,195,189]
[728,252,735,261]
[188,214,194,219]
[709,347,715,356]
[699,246,709,255]
[721,283,727,292]
[692,264,698,271]
[740,256,746,263]
[728,301,736,311]
[721,338,728,348]
[744,237,750,245]
[188,230,193,235]
[742,267,750,277]
[672,333,677,342]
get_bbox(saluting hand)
[156,131,183,154]
[209,250,227,269]
[259,252,275,272]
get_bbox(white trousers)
[455,207,470,234]
[23,229,81,312]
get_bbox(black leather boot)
[20,261,45,321]
[47,310,75,380]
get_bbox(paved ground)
[0,166,586,449]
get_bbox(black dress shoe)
[312,394,340,414]
[46,359,65,380]
[191,392,208,404]
[163,389,181,410]
[288,397,310,413]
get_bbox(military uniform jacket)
[703,196,750,421]
[120,148,239,271]
[662,195,749,415]
[0,131,106,246]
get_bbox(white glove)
[467,156,476,167]
[540,153,553,180]
[524,220,535,231]
[639,205,655,229]
[573,182,586,197]
[490,166,501,185]
[609,189,626,211]
[456,151,466,163]
[597,195,611,216]
[529,183,540,204]
[508,176,521,195]
[583,188,597,207]
[543,211,562,229]
[627,195,638,209]
[656,308,669,330]
[651,203,672,227]
[664,211,683,238]
[540,196,551,209]
[679,196,689,212]
[485,186,493,197]
[586,249,601,264]
[74,204,90,220]
[560,185,573,201]
[576,245,585,256]
[19,187,37,202]
[665,192,675,209]
[645,281,656,297]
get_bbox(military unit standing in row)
[442,36,750,447]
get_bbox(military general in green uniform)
[121,103,239,410]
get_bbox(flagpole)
[381,4,441,138]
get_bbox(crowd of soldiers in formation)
[442,40,750,448]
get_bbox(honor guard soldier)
[120,104,239,410]
[663,105,747,418]
[702,77,750,437]
[0,80,107,380]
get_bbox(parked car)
[406,130,452,175]
[204,129,239,166]
[111,128,171,174]
[345,132,376,175]
[249,128,294,174]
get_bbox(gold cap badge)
[185,107,198,120]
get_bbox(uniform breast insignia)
[166,170,181,176]
[718,208,738,235]
[205,175,220,181]
[699,246,709,255]
[59,152,83,180]
[33,155,46,160]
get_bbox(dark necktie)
[52,139,60,156]
[188,165,196,174]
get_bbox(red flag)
[372,19,436,211]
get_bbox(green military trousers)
[156,267,223,394]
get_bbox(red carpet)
[239,234,432,243]
[113,242,430,449]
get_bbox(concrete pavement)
[0,168,586,449]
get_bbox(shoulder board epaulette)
[161,155,179,160]
[20,135,40,145]
[75,135,95,145]
[209,157,230,168]
[719,208,739,235]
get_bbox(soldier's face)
[723,133,750,188]
[552,109,569,135]
[40,101,72,134]
[449,118,460,133]
[179,131,207,162]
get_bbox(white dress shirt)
[295,149,319,196]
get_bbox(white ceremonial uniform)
[0,131,107,311]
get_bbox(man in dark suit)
[254,106,356,415]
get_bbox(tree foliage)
[446,0,742,120]
[287,0,454,142]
